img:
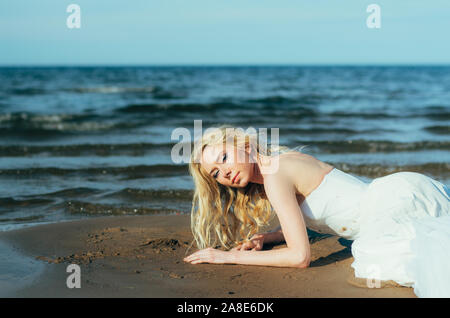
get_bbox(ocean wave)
[281,127,396,135]
[0,142,175,157]
[324,108,450,120]
[328,112,396,119]
[67,86,159,94]
[6,88,48,96]
[245,94,322,106]
[0,164,189,178]
[0,197,54,209]
[333,162,449,179]
[420,106,450,121]
[0,112,139,137]
[424,125,450,135]
[61,200,185,216]
[0,140,448,157]
[0,215,44,223]
[103,188,193,202]
[0,162,447,181]
[4,85,187,99]
[292,140,450,153]
[115,101,450,121]
[116,102,242,113]
[65,85,187,99]
[39,187,102,198]
[0,112,89,123]
[0,188,192,219]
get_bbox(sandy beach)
[2,0,449,302]
[0,214,415,298]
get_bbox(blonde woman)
[183,125,450,297]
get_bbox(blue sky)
[1,0,450,65]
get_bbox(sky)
[1,0,450,66]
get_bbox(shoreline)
[0,214,415,298]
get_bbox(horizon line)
[1,62,450,68]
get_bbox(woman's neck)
[249,155,269,185]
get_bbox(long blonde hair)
[188,125,295,251]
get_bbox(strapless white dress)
[300,168,450,297]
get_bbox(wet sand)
[0,214,415,298]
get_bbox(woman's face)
[201,142,254,188]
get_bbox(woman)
[183,125,450,297]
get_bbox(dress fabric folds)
[300,168,450,297]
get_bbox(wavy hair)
[188,125,302,251]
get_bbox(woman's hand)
[183,247,233,265]
[231,233,265,251]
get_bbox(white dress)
[300,168,450,297]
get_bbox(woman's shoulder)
[261,151,311,181]
[277,151,325,169]
[263,151,334,196]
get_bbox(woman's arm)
[230,173,310,268]
[263,225,284,244]
[229,226,283,251]
[184,165,310,268]
[230,245,307,268]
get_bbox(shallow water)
[0,240,46,296]
[0,66,448,230]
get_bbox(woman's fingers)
[183,253,196,262]
[183,247,228,265]
[230,239,265,252]
[242,242,254,250]
[190,258,205,264]
[250,234,264,241]
[184,254,204,263]
[231,244,242,251]
[251,243,262,251]
[183,248,208,262]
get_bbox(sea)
[0,65,448,231]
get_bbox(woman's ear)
[245,142,258,161]
[244,141,254,154]
[245,143,258,158]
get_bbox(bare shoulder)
[277,151,333,175]
[263,151,334,197]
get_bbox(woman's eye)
[212,153,226,179]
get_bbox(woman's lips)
[232,172,240,183]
